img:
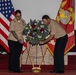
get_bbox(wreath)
[23,19,49,45]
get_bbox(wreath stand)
[26,44,47,73]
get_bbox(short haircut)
[42,15,50,20]
[15,10,21,15]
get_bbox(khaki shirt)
[8,18,26,41]
[48,19,66,39]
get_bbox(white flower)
[29,25,32,29]
[40,25,44,28]
[36,20,39,22]
[38,35,42,38]
[28,30,30,34]
[32,37,34,39]
[34,23,37,25]
[41,31,44,33]
[25,27,28,29]
[44,30,47,32]
[41,22,44,24]
[38,27,40,29]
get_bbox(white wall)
[12,0,61,22]
[12,0,76,30]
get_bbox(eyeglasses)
[16,16,21,18]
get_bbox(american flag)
[0,0,27,53]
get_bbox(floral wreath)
[23,19,49,45]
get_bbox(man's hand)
[18,39,24,44]
[39,41,44,44]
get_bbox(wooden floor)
[0,70,76,75]
[0,54,76,70]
